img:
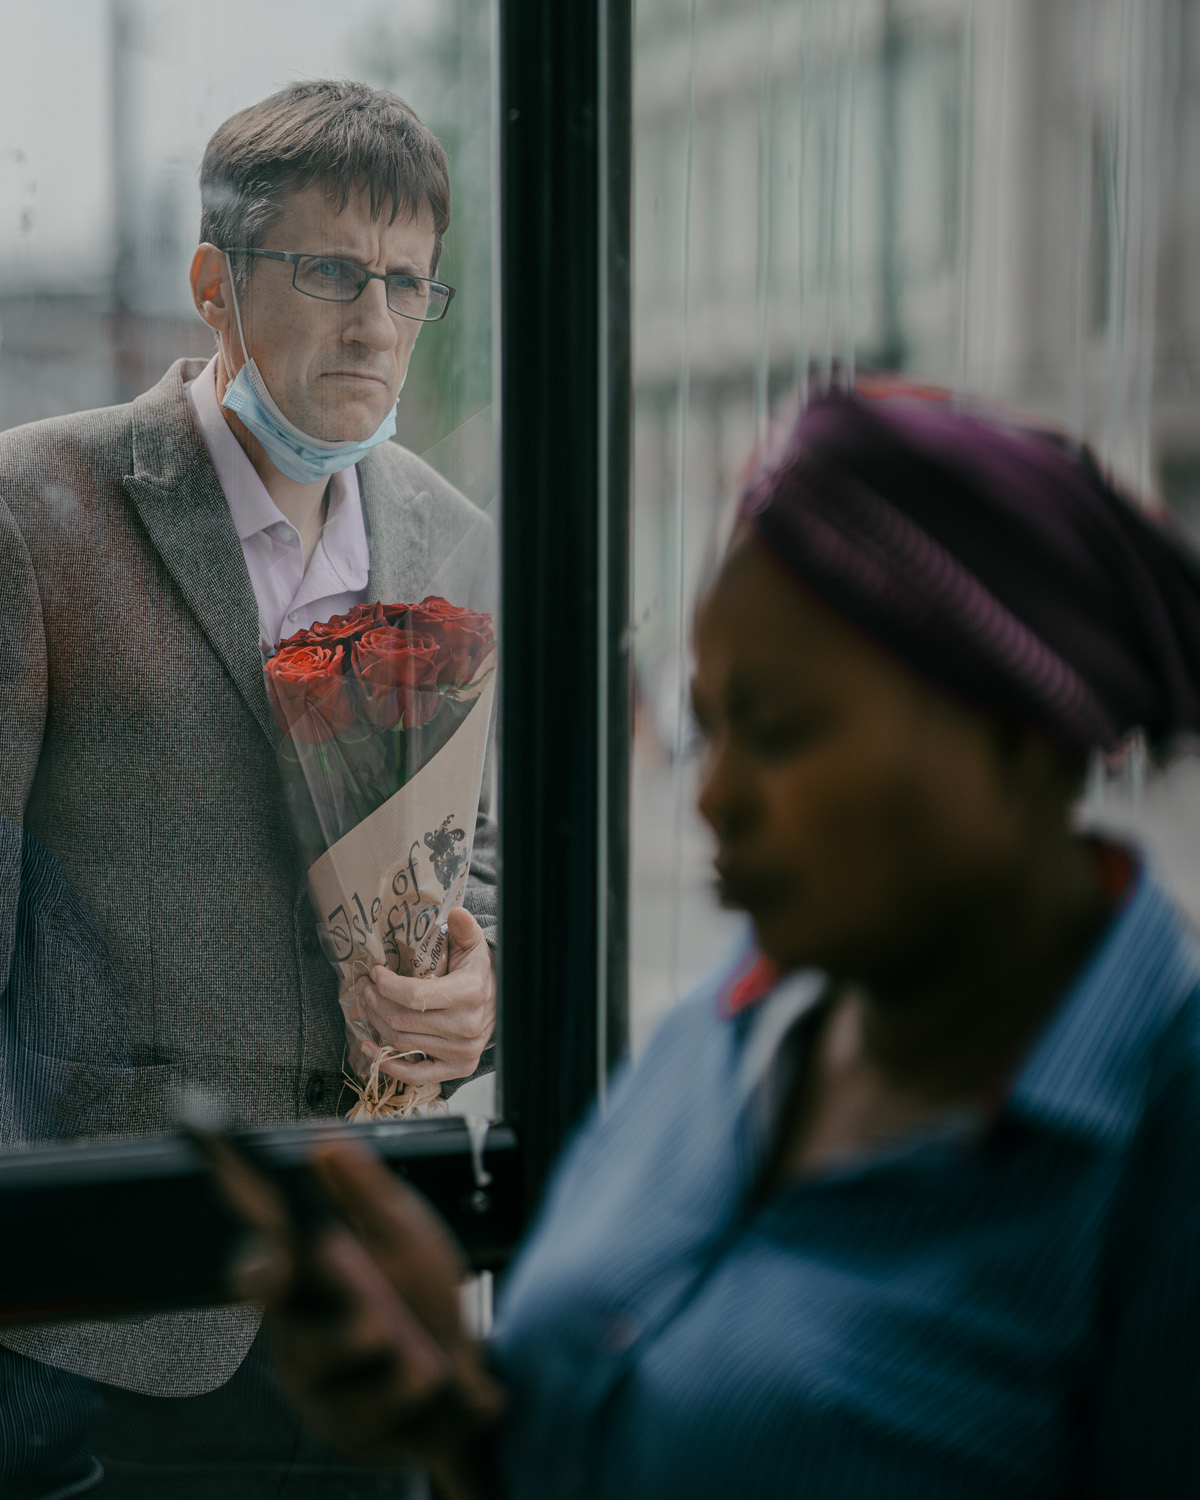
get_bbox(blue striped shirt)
[494,861,1200,1498]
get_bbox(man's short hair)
[199,79,450,287]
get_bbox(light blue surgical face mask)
[218,252,400,485]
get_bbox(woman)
[227,383,1200,1498]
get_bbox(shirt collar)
[722,857,1200,1153]
[1002,859,1200,1146]
[735,970,826,1103]
[185,354,364,582]
[312,474,369,594]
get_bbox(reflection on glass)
[0,2,496,1491]
[630,0,1200,1050]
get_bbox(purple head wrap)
[738,383,1200,761]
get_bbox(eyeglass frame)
[220,246,456,323]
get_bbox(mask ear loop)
[218,250,252,384]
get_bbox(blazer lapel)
[358,445,494,611]
[359,448,428,605]
[122,362,277,744]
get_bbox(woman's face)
[692,541,1058,980]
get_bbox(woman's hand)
[210,1134,504,1498]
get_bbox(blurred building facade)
[630,0,1200,704]
[626,0,1200,1037]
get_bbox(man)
[0,817,118,1500]
[0,81,496,1495]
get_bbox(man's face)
[224,180,438,443]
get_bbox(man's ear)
[190,243,231,336]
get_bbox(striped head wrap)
[738,382,1200,761]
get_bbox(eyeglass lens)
[293,255,448,320]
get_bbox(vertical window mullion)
[497,0,633,1222]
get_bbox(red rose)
[351,627,443,729]
[276,601,385,651]
[265,643,357,743]
[274,623,315,649]
[393,597,495,687]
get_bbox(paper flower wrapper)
[305,664,496,1118]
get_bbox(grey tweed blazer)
[0,358,498,1392]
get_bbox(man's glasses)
[222,248,455,323]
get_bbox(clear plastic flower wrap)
[264,598,496,1117]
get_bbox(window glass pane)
[1,5,500,1128]
[629,0,1200,1054]
[0,1,498,1485]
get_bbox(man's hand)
[356,907,495,1085]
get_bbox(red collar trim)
[719,845,1134,1030]
[721,952,781,1018]
[1089,836,1135,910]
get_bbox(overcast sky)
[0,0,444,299]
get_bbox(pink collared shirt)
[185,355,370,650]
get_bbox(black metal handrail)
[0,1121,520,1324]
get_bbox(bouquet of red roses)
[264,597,496,1117]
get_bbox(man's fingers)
[360,986,488,1037]
[366,1023,483,1054]
[445,905,487,971]
[363,969,472,1014]
[358,1037,480,1084]
[375,1053,464,1085]
[357,987,491,1057]
[364,909,493,1011]
[352,908,496,1082]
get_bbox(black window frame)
[0,0,632,1322]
